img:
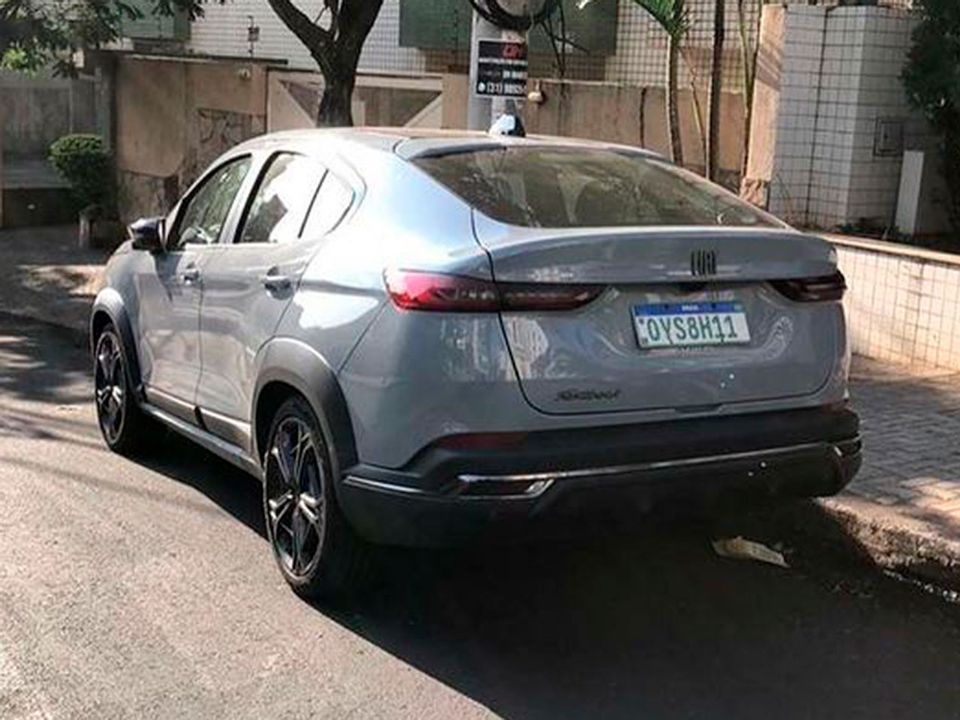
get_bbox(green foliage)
[49,134,115,216]
[903,0,960,231]
[580,0,689,39]
[0,0,203,76]
[0,43,46,72]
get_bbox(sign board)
[474,39,528,98]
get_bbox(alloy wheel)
[94,332,126,445]
[264,417,327,578]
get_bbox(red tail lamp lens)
[384,270,605,312]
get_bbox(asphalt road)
[2,314,960,720]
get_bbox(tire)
[262,395,370,603]
[93,323,154,455]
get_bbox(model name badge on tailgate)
[557,389,622,402]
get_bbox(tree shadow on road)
[0,225,106,340]
[0,314,90,407]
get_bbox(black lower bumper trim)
[336,406,861,547]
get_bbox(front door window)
[172,157,252,248]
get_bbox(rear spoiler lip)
[470,220,837,285]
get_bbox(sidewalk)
[0,224,106,342]
[2,224,960,589]
[813,359,960,589]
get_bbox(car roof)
[232,126,663,162]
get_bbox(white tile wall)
[833,237,960,370]
[769,6,926,230]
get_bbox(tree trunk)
[707,0,725,182]
[265,0,384,128]
[666,34,684,167]
[317,70,355,127]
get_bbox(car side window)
[172,156,251,249]
[301,171,354,239]
[237,153,326,244]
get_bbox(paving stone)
[843,357,960,533]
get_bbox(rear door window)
[412,147,781,229]
[237,153,326,244]
[301,171,354,239]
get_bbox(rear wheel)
[263,396,369,603]
[94,324,153,455]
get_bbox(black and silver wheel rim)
[95,332,125,445]
[264,417,327,578]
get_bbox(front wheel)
[263,396,369,603]
[94,324,153,455]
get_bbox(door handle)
[260,274,293,293]
[180,266,201,284]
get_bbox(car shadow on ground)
[140,429,960,720]
[326,519,960,720]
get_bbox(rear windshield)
[412,146,781,229]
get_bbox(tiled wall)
[768,5,928,230]
[604,0,760,90]
[188,0,429,75]
[833,236,960,371]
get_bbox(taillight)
[384,270,499,311]
[384,269,605,312]
[771,270,846,302]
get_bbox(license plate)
[633,301,751,349]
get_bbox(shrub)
[902,0,960,232]
[48,134,116,217]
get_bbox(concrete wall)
[0,69,110,228]
[0,70,101,159]
[518,79,746,183]
[114,55,268,221]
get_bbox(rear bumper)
[337,406,861,546]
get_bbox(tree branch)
[266,0,333,75]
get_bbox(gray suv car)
[92,127,861,600]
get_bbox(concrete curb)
[737,497,960,596]
[815,498,960,593]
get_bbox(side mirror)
[129,217,165,252]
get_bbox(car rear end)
[335,138,860,546]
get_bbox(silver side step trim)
[344,438,860,501]
[141,402,262,478]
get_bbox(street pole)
[467,11,498,131]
